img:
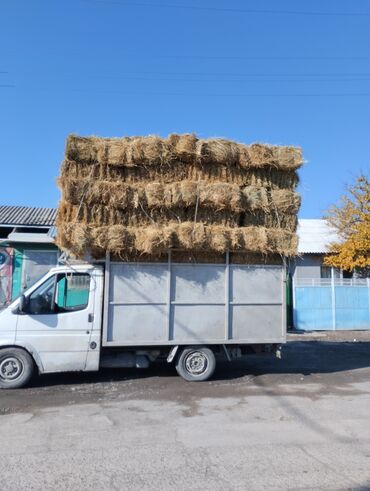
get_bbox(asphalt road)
[1,337,370,490]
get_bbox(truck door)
[15,271,96,373]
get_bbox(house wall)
[10,244,59,300]
[0,247,13,306]
[289,254,324,280]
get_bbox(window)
[332,268,341,279]
[28,276,56,314]
[56,273,90,311]
[320,266,343,279]
[26,273,90,315]
[320,266,331,279]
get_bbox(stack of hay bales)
[56,133,302,260]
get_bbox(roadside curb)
[287,330,370,342]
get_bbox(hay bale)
[109,135,170,166]
[266,229,298,255]
[57,132,303,259]
[200,182,241,211]
[242,187,269,212]
[168,133,197,163]
[242,211,298,231]
[195,138,240,166]
[56,222,298,258]
[65,134,303,170]
[134,226,173,254]
[59,178,300,216]
[239,144,302,171]
[59,200,299,230]
[57,200,242,228]
[60,159,300,189]
[65,135,100,163]
[270,189,301,213]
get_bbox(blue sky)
[1,0,369,217]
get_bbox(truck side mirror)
[19,294,29,314]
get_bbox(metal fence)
[293,278,370,330]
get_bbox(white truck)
[0,254,286,388]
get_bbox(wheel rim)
[184,351,208,376]
[0,357,24,382]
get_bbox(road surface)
[1,336,370,490]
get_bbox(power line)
[85,0,370,17]
[4,49,370,61]
[93,75,370,83]
[7,67,370,79]
[29,86,370,97]
[153,55,370,61]
[13,69,370,78]
[95,71,370,77]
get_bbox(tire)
[0,348,35,389]
[176,346,216,382]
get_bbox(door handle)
[88,313,94,323]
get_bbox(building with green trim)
[0,206,58,306]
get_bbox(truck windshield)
[28,276,55,314]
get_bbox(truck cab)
[0,264,104,388]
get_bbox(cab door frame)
[14,265,103,374]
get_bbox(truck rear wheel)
[0,348,34,389]
[176,347,216,382]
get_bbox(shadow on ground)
[24,340,370,388]
[1,340,370,414]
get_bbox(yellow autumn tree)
[324,174,370,272]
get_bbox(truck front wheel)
[0,348,34,389]
[176,347,216,382]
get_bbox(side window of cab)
[26,273,90,315]
[55,273,90,311]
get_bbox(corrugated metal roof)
[297,219,339,254]
[0,206,57,226]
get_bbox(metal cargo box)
[102,255,285,347]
